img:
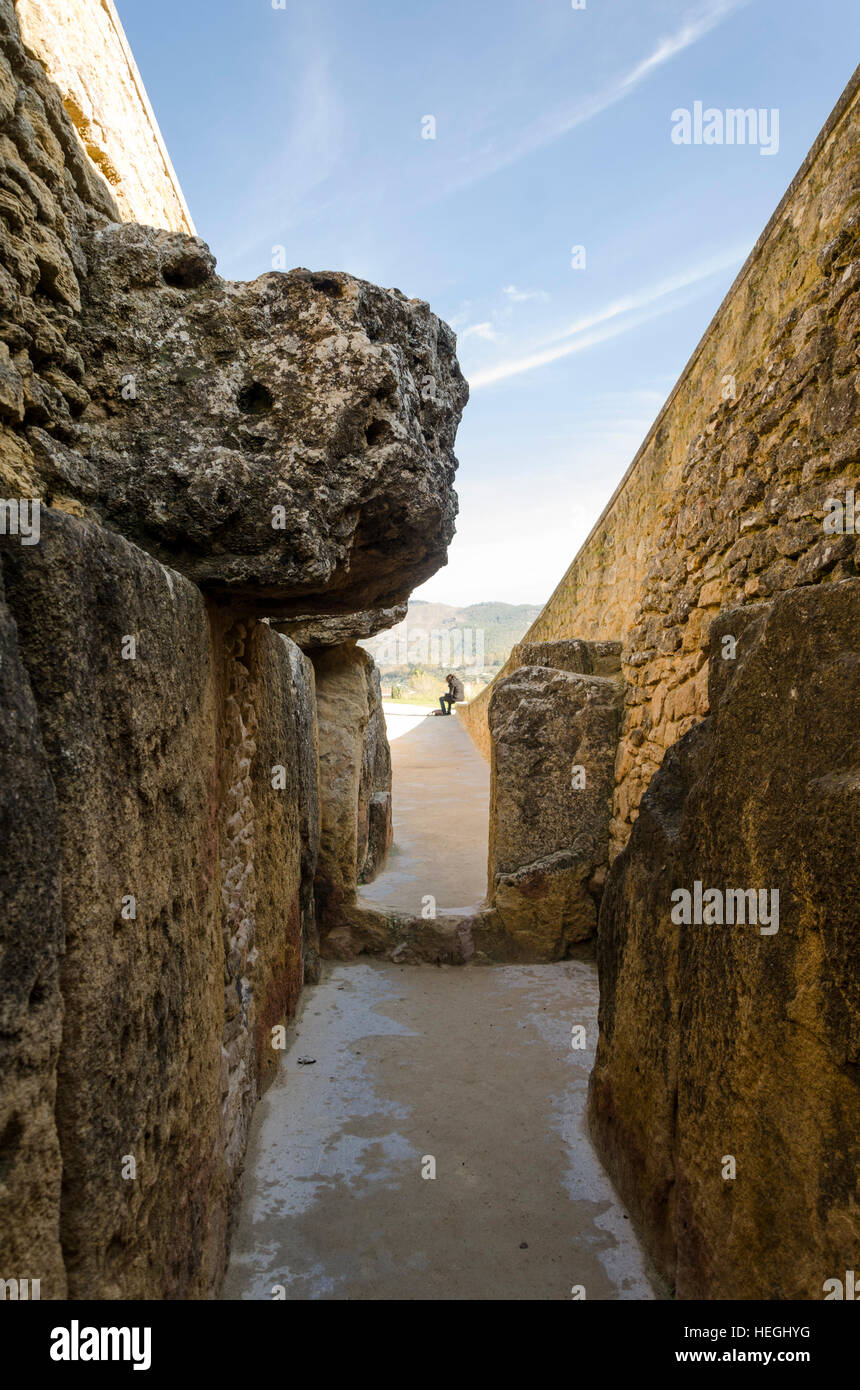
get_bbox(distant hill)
[362,599,541,680]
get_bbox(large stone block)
[273,604,407,650]
[514,638,621,676]
[216,618,307,1179]
[488,663,623,958]
[311,643,392,943]
[357,657,392,885]
[589,578,860,1298]
[52,224,469,626]
[284,638,321,984]
[1,509,226,1298]
[0,560,66,1296]
[0,510,313,1297]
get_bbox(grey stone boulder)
[272,603,407,650]
[61,225,468,619]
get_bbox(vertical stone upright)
[0,564,66,1296]
[311,644,393,947]
[589,580,860,1298]
[486,640,623,959]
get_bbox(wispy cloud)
[545,244,748,345]
[502,284,550,303]
[460,321,501,341]
[443,0,750,195]
[468,243,747,389]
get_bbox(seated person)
[436,672,464,715]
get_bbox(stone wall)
[589,579,860,1298]
[0,512,313,1297]
[458,61,860,1298]
[0,555,66,1295]
[0,0,118,508]
[460,64,860,860]
[15,0,194,232]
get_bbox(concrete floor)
[358,704,490,916]
[222,960,657,1301]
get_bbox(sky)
[116,0,860,607]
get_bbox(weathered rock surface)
[2,510,226,1297]
[273,603,407,650]
[513,638,621,676]
[285,640,322,984]
[1,511,313,1297]
[50,225,467,622]
[0,0,466,649]
[0,0,464,1298]
[16,0,194,233]
[312,643,392,942]
[0,561,66,1295]
[357,658,393,884]
[488,659,623,958]
[589,578,860,1299]
[218,617,308,1178]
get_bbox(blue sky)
[117,0,860,605]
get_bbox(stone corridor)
[224,707,654,1301]
[357,704,490,917]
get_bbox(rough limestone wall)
[357,655,393,884]
[0,560,66,1296]
[0,512,310,1298]
[0,0,120,509]
[589,579,860,1298]
[15,0,194,233]
[479,640,624,960]
[460,65,860,855]
[456,685,493,762]
[1,512,225,1298]
[488,662,623,958]
[311,643,392,949]
[215,616,307,1195]
[285,640,322,984]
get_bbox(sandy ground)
[358,704,490,915]
[222,959,657,1301]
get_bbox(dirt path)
[222,959,657,1301]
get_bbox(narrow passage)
[223,705,656,1301]
[358,704,490,916]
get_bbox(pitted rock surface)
[64,226,467,619]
